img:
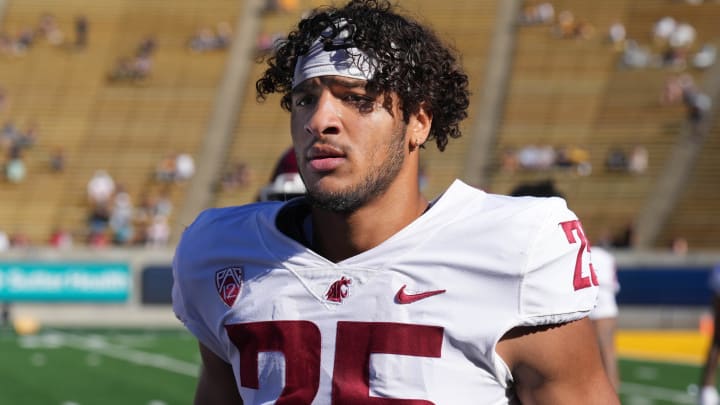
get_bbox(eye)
[294,94,316,107]
[343,94,375,113]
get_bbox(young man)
[172,1,620,403]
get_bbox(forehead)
[292,76,368,93]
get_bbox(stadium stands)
[489,0,720,248]
[0,0,240,244]
[0,0,717,249]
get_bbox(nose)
[304,90,341,138]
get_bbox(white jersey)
[588,247,620,320]
[173,180,599,405]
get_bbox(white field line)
[50,332,200,377]
[620,382,695,404]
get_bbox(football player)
[587,246,621,392]
[257,147,307,202]
[172,1,620,403]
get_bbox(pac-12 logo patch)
[215,266,244,307]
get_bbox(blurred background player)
[588,246,621,392]
[256,146,306,202]
[699,261,720,405]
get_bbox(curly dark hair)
[255,0,470,151]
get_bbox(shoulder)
[440,180,576,226]
[177,202,281,248]
[173,201,286,283]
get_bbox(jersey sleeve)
[519,198,599,326]
[172,210,230,362]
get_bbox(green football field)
[0,327,710,404]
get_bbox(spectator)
[669,22,696,50]
[87,170,115,205]
[0,87,8,112]
[16,28,35,53]
[653,16,676,47]
[87,229,109,248]
[36,13,64,46]
[10,231,31,247]
[221,161,253,190]
[188,27,217,52]
[628,145,648,174]
[154,191,173,218]
[87,202,111,235]
[155,153,176,182]
[671,236,689,255]
[500,147,520,174]
[107,56,152,83]
[605,147,628,172]
[661,74,691,105]
[612,221,635,248]
[174,152,195,182]
[607,20,626,51]
[255,31,285,56]
[517,144,555,170]
[17,120,39,149]
[567,145,592,176]
[136,36,156,57]
[1,121,19,149]
[683,86,712,123]
[145,215,170,247]
[107,36,156,84]
[109,188,135,245]
[693,44,717,70]
[5,157,26,183]
[215,21,232,49]
[49,227,73,249]
[520,2,554,25]
[49,147,65,172]
[620,40,652,69]
[0,229,9,252]
[74,15,88,49]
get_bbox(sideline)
[617,329,708,365]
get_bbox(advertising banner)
[0,262,131,302]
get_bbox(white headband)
[292,21,376,88]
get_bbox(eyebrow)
[292,76,368,95]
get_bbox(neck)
[310,178,428,263]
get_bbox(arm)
[497,317,619,405]
[195,341,243,405]
[592,317,619,391]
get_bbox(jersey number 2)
[560,220,598,290]
[225,320,443,404]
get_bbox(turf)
[0,327,714,404]
[0,328,199,405]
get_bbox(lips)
[307,145,346,172]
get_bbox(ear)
[408,104,432,151]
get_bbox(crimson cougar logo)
[325,276,352,303]
[215,266,244,307]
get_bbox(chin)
[305,183,367,214]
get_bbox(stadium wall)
[1,248,719,329]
